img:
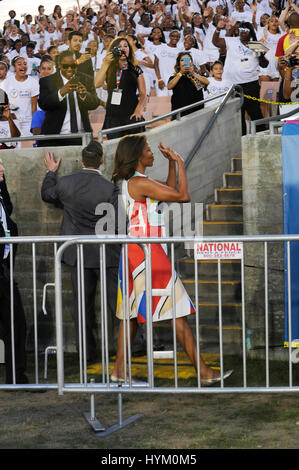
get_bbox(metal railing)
[97,87,242,142]
[54,234,299,399]
[250,105,299,135]
[1,234,299,434]
[0,89,242,148]
[184,84,243,169]
[0,132,93,147]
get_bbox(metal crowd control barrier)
[1,234,299,435]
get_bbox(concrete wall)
[0,98,242,353]
[242,134,285,359]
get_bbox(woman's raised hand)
[102,51,115,66]
[159,143,184,163]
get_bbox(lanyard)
[116,69,123,90]
[116,64,127,89]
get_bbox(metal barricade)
[1,234,299,435]
[0,235,70,391]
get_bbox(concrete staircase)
[153,156,243,354]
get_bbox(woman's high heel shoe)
[201,369,233,386]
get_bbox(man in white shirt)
[38,50,100,146]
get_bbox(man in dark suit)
[41,142,121,362]
[0,159,27,384]
[67,30,94,78]
[38,49,100,147]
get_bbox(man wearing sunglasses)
[37,50,100,147]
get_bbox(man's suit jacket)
[41,169,121,268]
[0,177,18,283]
[38,70,100,135]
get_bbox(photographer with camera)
[94,37,146,140]
[167,51,209,117]
[38,49,99,147]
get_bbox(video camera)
[285,56,299,68]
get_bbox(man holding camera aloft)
[38,50,100,147]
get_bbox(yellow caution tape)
[244,94,299,106]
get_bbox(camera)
[111,46,122,59]
[285,56,299,67]
[85,47,91,53]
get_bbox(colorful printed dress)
[116,172,195,323]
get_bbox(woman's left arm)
[130,73,146,120]
[192,71,210,86]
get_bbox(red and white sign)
[195,241,243,260]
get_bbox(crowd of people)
[0,0,297,144]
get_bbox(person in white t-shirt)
[213,19,268,134]
[1,56,39,137]
[0,61,9,87]
[183,34,208,72]
[204,60,231,106]
[139,26,167,92]
[21,43,41,77]
[154,30,184,96]
[231,0,254,24]
[128,34,155,96]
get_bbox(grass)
[0,352,299,449]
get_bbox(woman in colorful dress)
[110,134,233,385]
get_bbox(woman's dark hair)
[238,21,257,41]
[148,27,166,43]
[260,13,270,27]
[211,60,223,70]
[127,34,142,48]
[105,37,137,90]
[40,55,54,65]
[112,134,147,183]
[184,34,198,49]
[191,12,205,35]
[174,51,193,73]
[53,5,62,16]
[47,45,58,54]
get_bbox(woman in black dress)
[94,37,146,139]
[167,52,209,117]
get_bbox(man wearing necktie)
[38,50,100,147]
[0,159,28,384]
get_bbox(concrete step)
[192,302,242,325]
[177,258,241,281]
[203,221,243,236]
[231,157,242,172]
[152,321,242,354]
[182,279,241,303]
[223,172,242,188]
[214,188,243,204]
[206,204,243,221]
